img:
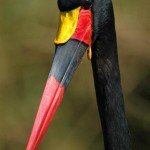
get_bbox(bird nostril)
[82,0,93,9]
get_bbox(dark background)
[0,0,150,149]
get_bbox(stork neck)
[91,0,131,149]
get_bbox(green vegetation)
[0,0,149,149]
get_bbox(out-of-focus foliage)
[0,0,149,149]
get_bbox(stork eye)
[82,0,93,9]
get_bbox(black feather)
[91,0,132,149]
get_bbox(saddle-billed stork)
[26,0,132,149]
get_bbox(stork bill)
[26,7,92,150]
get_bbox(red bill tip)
[26,76,64,150]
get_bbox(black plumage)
[58,0,82,11]
[92,1,132,149]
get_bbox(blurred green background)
[0,0,150,149]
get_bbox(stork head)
[26,0,117,149]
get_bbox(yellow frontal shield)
[54,7,81,44]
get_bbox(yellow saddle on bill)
[54,7,81,44]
